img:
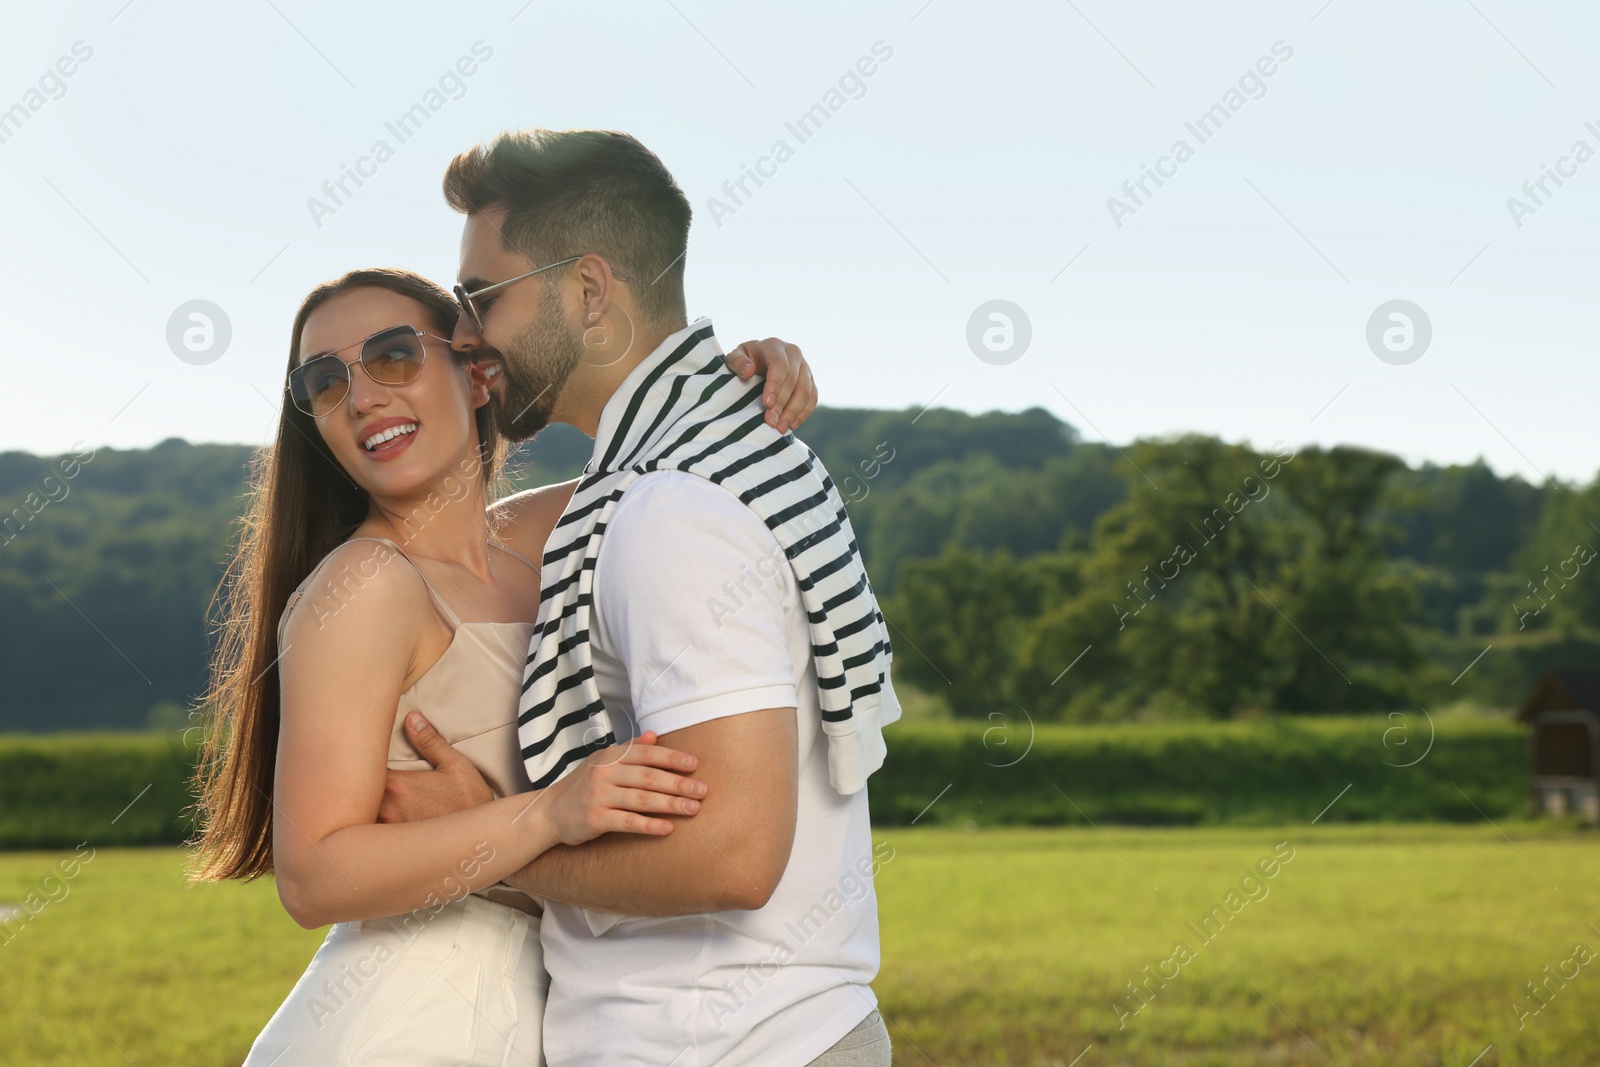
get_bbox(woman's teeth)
[363,423,417,451]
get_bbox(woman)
[189,267,817,1065]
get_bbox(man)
[389,128,900,1067]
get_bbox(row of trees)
[0,409,1594,729]
[884,435,1599,720]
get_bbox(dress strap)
[345,536,462,631]
[487,538,543,577]
[278,535,530,649]
[278,539,437,651]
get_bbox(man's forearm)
[504,710,799,914]
[504,813,765,915]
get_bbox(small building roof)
[1518,669,1600,723]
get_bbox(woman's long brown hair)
[189,268,506,882]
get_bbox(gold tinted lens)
[289,355,351,417]
[361,327,427,385]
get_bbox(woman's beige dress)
[243,536,548,1066]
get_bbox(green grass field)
[2,824,1596,1066]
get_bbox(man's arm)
[503,704,798,914]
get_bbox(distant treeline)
[0,407,1595,730]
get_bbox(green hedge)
[0,717,1532,850]
[869,715,1530,828]
[0,733,197,850]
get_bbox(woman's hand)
[542,731,710,847]
[726,338,818,434]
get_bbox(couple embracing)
[190,128,900,1066]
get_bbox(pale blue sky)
[3,0,1597,481]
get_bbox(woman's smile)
[358,417,420,461]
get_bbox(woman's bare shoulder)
[488,479,580,560]
[279,537,431,648]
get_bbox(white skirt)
[244,893,547,1066]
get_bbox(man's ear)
[573,253,624,321]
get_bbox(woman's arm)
[271,540,707,929]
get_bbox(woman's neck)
[359,463,494,577]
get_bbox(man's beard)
[492,284,584,442]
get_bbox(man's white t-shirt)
[538,471,886,1067]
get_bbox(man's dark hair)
[443,129,691,327]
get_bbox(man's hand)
[726,338,818,435]
[377,711,495,823]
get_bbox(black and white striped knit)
[516,317,899,795]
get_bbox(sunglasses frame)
[453,255,629,332]
[287,324,452,419]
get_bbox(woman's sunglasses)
[287,325,450,418]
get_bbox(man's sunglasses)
[452,256,629,332]
[287,325,450,418]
